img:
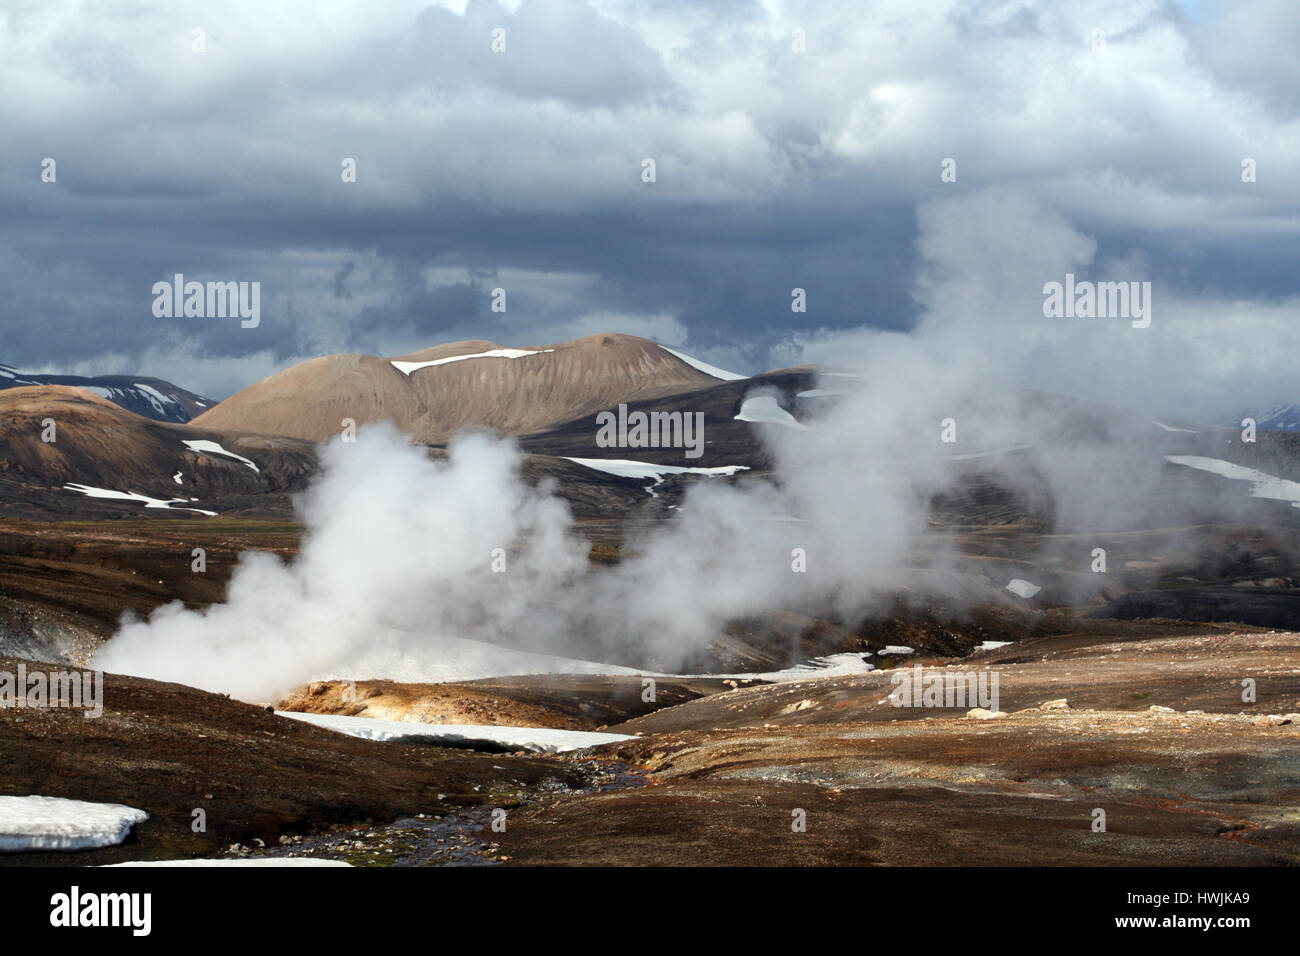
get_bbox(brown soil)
[278,674,745,730]
[0,518,301,663]
[607,622,1300,735]
[496,714,1299,865]
[5,624,1298,867]
[0,656,583,866]
[491,628,1300,866]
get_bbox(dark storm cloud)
[0,0,1296,407]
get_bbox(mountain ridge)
[0,363,212,423]
[192,332,744,444]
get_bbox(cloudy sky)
[2,0,1297,415]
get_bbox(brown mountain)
[0,385,317,519]
[192,332,736,444]
[0,384,660,529]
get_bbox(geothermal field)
[2,0,1295,938]
[3,331,1298,878]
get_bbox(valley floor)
[3,623,1297,867]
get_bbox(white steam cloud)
[97,429,590,702]
[95,190,1264,701]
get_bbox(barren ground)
[5,623,1296,867]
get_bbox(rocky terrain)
[0,656,587,866]
[3,622,1296,867]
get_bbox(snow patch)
[735,395,808,429]
[64,484,217,516]
[391,348,554,375]
[183,439,259,473]
[134,383,177,415]
[721,653,875,681]
[1150,420,1197,434]
[104,858,352,867]
[563,457,749,495]
[134,383,175,404]
[658,346,747,381]
[1006,579,1041,599]
[276,711,635,754]
[1165,455,1300,508]
[976,641,1013,651]
[0,795,148,851]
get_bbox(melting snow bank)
[134,383,178,416]
[0,795,148,852]
[64,484,216,516]
[1165,456,1300,508]
[1006,579,1042,599]
[734,395,808,429]
[658,345,747,381]
[976,640,1014,651]
[391,348,554,375]
[182,439,259,473]
[746,653,876,680]
[675,653,876,682]
[104,858,350,868]
[563,457,750,495]
[276,711,635,754]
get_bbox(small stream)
[221,759,650,867]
